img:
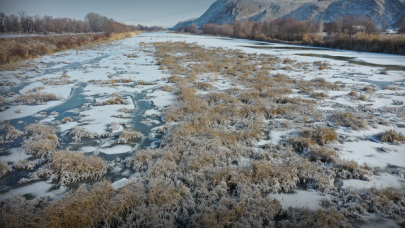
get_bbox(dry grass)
[377,130,405,143]
[117,129,142,143]
[14,92,58,105]
[95,94,126,106]
[329,112,368,130]
[70,127,99,142]
[278,207,351,228]
[51,150,107,185]
[61,117,74,123]
[0,160,12,178]
[22,123,59,157]
[0,32,140,67]
[310,92,329,99]
[3,40,397,228]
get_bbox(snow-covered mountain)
[172,0,405,29]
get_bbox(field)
[0,32,405,227]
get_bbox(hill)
[172,0,405,29]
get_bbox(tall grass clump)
[329,112,368,130]
[377,130,405,144]
[51,150,107,185]
[22,123,59,157]
[14,92,59,105]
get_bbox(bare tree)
[0,12,5,32]
[54,18,67,34]
[32,15,44,33]
[19,11,31,32]
[7,14,21,32]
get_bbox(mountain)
[172,0,405,29]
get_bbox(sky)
[0,0,216,28]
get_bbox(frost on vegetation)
[376,129,405,144]
[51,150,107,185]
[70,127,99,142]
[329,112,368,130]
[278,207,351,228]
[160,84,174,92]
[0,96,6,104]
[108,122,123,132]
[14,92,59,105]
[323,187,405,222]
[22,123,59,157]
[347,90,369,101]
[2,41,405,227]
[0,160,12,178]
[18,166,53,184]
[119,107,131,113]
[61,117,74,123]
[1,122,25,140]
[94,94,126,106]
[15,159,45,171]
[41,74,73,85]
[117,129,142,143]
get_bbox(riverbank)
[0,31,141,70]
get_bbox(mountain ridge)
[172,0,405,29]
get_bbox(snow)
[1,31,405,213]
[0,182,59,201]
[0,147,32,163]
[99,145,133,155]
[270,190,325,209]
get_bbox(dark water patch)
[296,53,405,71]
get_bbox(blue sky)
[0,0,216,27]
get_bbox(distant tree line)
[198,15,382,41]
[0,11,164,34]
[177,15,405,55]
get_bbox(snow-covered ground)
[0,32,404,226]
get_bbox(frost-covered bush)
[117,130,142,143]
[61,117,74,123]
[70,127,99,142]
[94,94,126,106]
[14,159,44,170]
[377,129,405,144]
[108,122,123,132]
[278,207,351,228]
[51,150,107,185]
[0,96,6,104]
[324,187,405,222]
[119,107,131,113]
[22,123,59,157]
[14,92,59,105]
[0,160,12,178]
[329,112,368,130]
[42,74,73,85]
[5,125,25,140]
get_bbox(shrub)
[61,117,74,123]
[329,112,368,130]
[377,130,405,143]
[70,127,99,142]
[117,129,142,143]
[14,92,58,105]
[310,92,329,99]
[0,160,12,178]
[23,124,59,157]
[51,150,107,185]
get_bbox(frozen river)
[1,31,405,227]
